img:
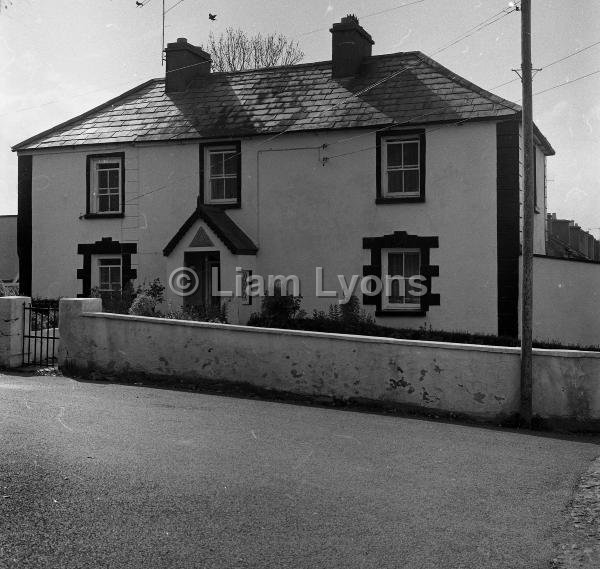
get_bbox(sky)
[1,0,599,233]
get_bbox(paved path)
[1,372,599,568]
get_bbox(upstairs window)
[87,154,125,216]
[377,131,425,203]
[201,143,241,208]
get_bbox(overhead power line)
[533,68,600,96]
[491,38,600,90]
[298,0,427,38]
[164,0,187,15]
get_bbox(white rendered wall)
[29,122,500,334]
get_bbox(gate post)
[58,298,103,373]
[0,296,31,369]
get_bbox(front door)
[183,251,221,308]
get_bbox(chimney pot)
[164,38,212,93]
[330,14,374,78]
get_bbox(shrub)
[144,278,165,303]
[92,278,166,315]
[247,283,305,328]
[164,302,228,323]
[91,282,138,314]
[129,293,160,317]
[247,295,600,352]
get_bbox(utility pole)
[520,0,534,427]
[162,0,166,65]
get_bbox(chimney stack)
[164,38,212,93]
[330,15,374,78]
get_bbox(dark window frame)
[362,231,439,316]
[376,130,426,204]
[77,237,137,297]
[85,152,126,218]
[199,141,242,209]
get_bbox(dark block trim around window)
[76,237,137,297]
[362,230,439,316]
[199,141,242,209]
[17,155,33,296]
[376,129,426,203]
[85,152,126,216]
[496,120,520,338]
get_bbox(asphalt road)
[1,372,598,569]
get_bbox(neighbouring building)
[546,213,600,262]
[12,16,600,345]
[0,214,18,285]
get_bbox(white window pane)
[404,252,420,277]
[405,253,421,303]
[210,153,223,176]
[108,169,120,188]
[387,171,403,193]
[387,143,403,167]
[388,253,404,276]
[99,267,109,286]
[98,170,108,189]
[387,253,403,303]
[98,195,110,212]
[403,142,419,167]
[210,179,224,200]
[224,178,237,199]
[223,152,237,176]
[404,170,419,193]
[99,258,121,266]
[390,281,404,302]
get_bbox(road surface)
[1,372,598,568]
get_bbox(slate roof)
[163,205,258,256]
[11,51,554,154]
[545,234,593,262]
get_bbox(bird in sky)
[209,13,217,21]
[136,1,144,6]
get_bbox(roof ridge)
[196,51,420,77]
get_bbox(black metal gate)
[22,304,59,367]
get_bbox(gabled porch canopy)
[163,205,258,257]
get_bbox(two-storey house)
[13,16,554,339]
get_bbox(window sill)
[376,196,425,204]
[202,202,241,210]
[376,309,426,317]
[83,213,125,219]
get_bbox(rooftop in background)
[546,213,600,263]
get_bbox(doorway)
[183,251,221,308]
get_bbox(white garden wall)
[530,256,600,347]
[59,299,600,430]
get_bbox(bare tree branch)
[204,28,304,72]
